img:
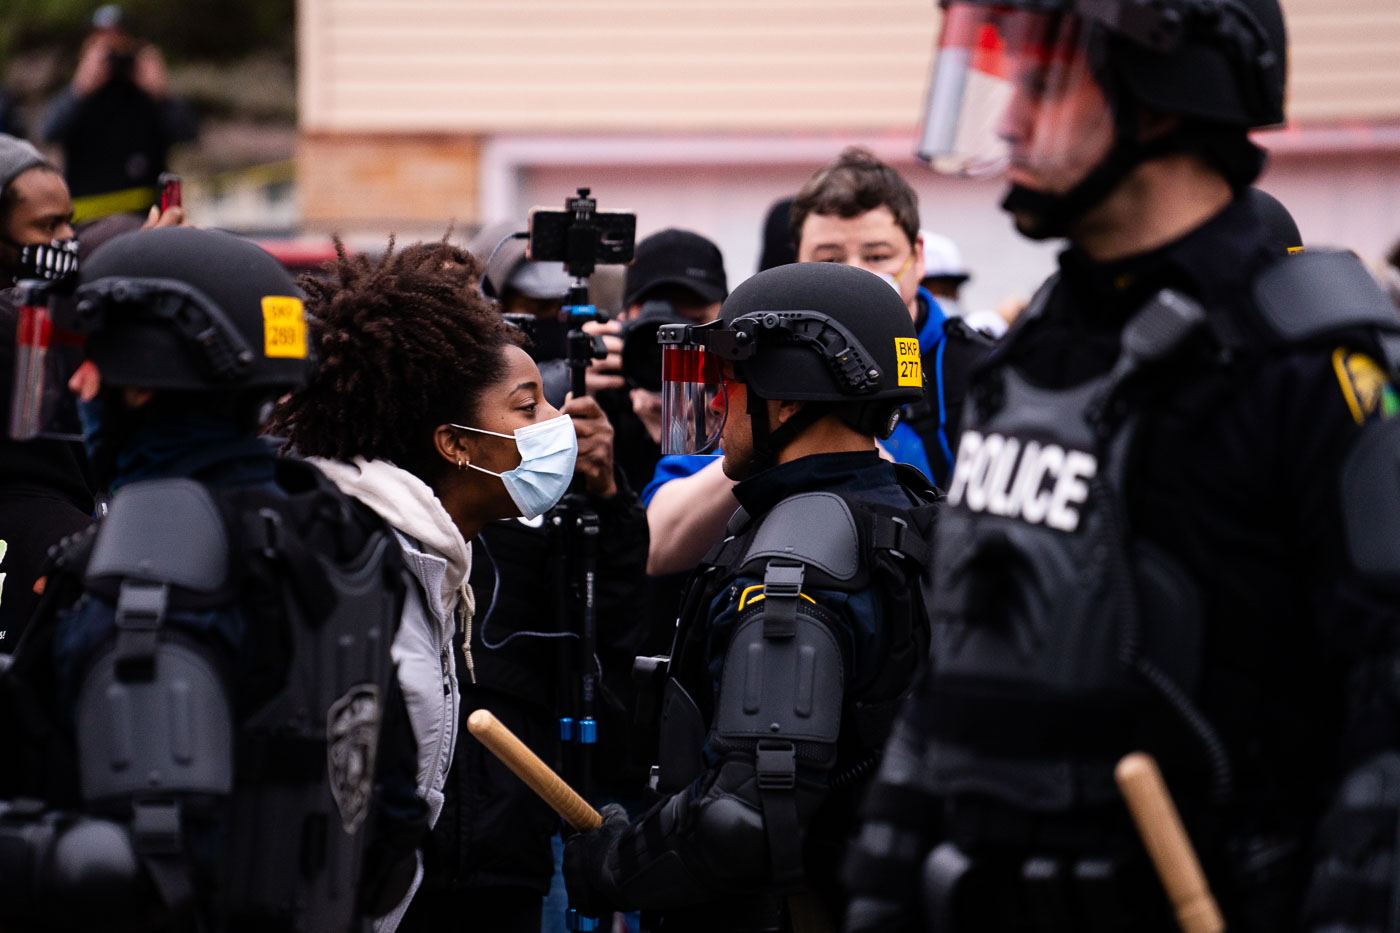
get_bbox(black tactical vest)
[652,465,940,799]
[921,250,1400,822]
[61,458,406,931]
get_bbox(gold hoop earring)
[457,455,468,471]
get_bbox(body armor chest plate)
[925,291,1215,812]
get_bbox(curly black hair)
[271,236,525,483]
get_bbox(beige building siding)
[300,0,940,132]
[299,0,1400,133]
[297,132,482,231]
[1287,0,1400,121]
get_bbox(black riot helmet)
[917,0,1287,235]
[72,226,310,392]
[658,261,923,467]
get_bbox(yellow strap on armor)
[737,584,817,612]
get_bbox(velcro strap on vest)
[132,799,183,856]
[869,514,927,566]
[114,580,169,682]
[132,800,198,930]
[761,561,804,639]
[755,739,804,885]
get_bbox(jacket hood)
[309,456,471,607]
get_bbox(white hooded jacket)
[309,456,475,932]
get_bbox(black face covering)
[1000,130,1187,240]
[5,238,79,283]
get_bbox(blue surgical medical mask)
[451,413,579,519]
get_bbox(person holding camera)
[583,228,729,492]
[562,260,941,932]
[40,5,197,225]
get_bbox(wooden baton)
[467,709,603,832]
[1115,752,1225,933]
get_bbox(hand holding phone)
[158,172,182,212]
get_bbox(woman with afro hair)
[271,238,579,931]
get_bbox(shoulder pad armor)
[741,492,859,583]
[1254,250,1400,375]
[86,478,230,595]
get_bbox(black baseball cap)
[623,229,728,307]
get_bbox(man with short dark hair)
[792,146,993,487]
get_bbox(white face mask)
[451,414,579,519]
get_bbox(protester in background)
[41,4,197,225]
[271,239,579,931]
[0,134,74,284]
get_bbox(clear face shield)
[658,320,729,456]
[7,280,85,443]
[916,4,1107,184]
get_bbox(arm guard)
[574,545,851,916]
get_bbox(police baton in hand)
[1116,752,1225,933]
[467,709,602,831]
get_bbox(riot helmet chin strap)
[1002,119,1191,241]
[1003,59,1242,240]
[742,383,834,475]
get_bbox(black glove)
[563,802,630,918]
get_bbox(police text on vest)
[946,431,1098,532]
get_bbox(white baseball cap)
[920,231,970,283]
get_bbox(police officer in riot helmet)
[563,260,941,931]
[843,0,1400,929]
[0,226,420,931]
